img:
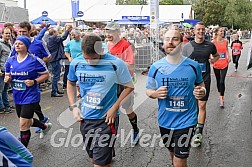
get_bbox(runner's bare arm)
[67,80,76,105]
[226,40,231,62]
[43,55,52,62]
[209,53,219,63]
[146,86,167,99]
[65,52,72,62]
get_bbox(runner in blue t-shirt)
[4,36,52,147]
[0,126,33,167]
[9,21,51,136]
[67,33,134,167]
[146,29,206,167]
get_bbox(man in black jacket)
[47,25,72,97]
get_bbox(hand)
[228,57,231,63]
[68,57,73,62]
[24,79,35,87]
[46,23,51,29]
[72,107,83,122]
[155,86,168,99]
[208,58,214,64]
[4,75,11,83]
[193,86,206,99]
[66,25,73,32]
[103,105,118,125]
[209,55,215,64]
[0,71,2,77]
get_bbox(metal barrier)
[135,42,166,70]
[135,43,152,70]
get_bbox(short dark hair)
[4,22,13,28]
[195,22,205,27]
[49,28,56,36]
[18,21,31,32]
[82,33,102,55]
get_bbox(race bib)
[12,80,26,90]
[219,53,226,59]
[233,49,239,53]
[198,63,206,73]
[83,91,103,109]
[166,96,188,112]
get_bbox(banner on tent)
[122,16,150,21]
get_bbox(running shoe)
[235,69,237,72]
[219,100,224,108]
[40,122,52,139]
[35,116,49,133]
[193,133,203,146]
[4,107,12,114]
[10,105,15,109]
[0,108,5,114]
[131,128,140,145]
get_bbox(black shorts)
[199,80,211,101]
[80,117,119,166]
[159,126,195,159]
[15,102,39,119]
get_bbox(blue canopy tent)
[183,19,201,26]
[30,16,57,25]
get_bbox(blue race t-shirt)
[146,56,203,130]
[10,38,51,59]
[68,53,132,119]
[0,126,33,167]
[5,54,48,104]
[64,39,82,59]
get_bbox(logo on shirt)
[10,65,13,68]
[10,71,28,76]
[78,73,106,85]
[162,77,189,88]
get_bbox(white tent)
[81,5,193,22]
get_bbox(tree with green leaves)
[194,0,252,29]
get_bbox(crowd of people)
[0,20,246,167]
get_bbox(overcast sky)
[17,0,116,20]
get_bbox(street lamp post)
[24,0,26,9]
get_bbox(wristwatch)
[33,79,37,85]
[69,104,78,111]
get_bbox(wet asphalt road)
[1,40,252,167]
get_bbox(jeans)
[0,73,10,109]
[50,61,61,95]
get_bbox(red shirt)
[183,37,189,43]
[231,41,243,55]
[213,39,229,69]
[108,39,134,75]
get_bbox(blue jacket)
[47,30,69,62]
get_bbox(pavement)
[1,39,252,167]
